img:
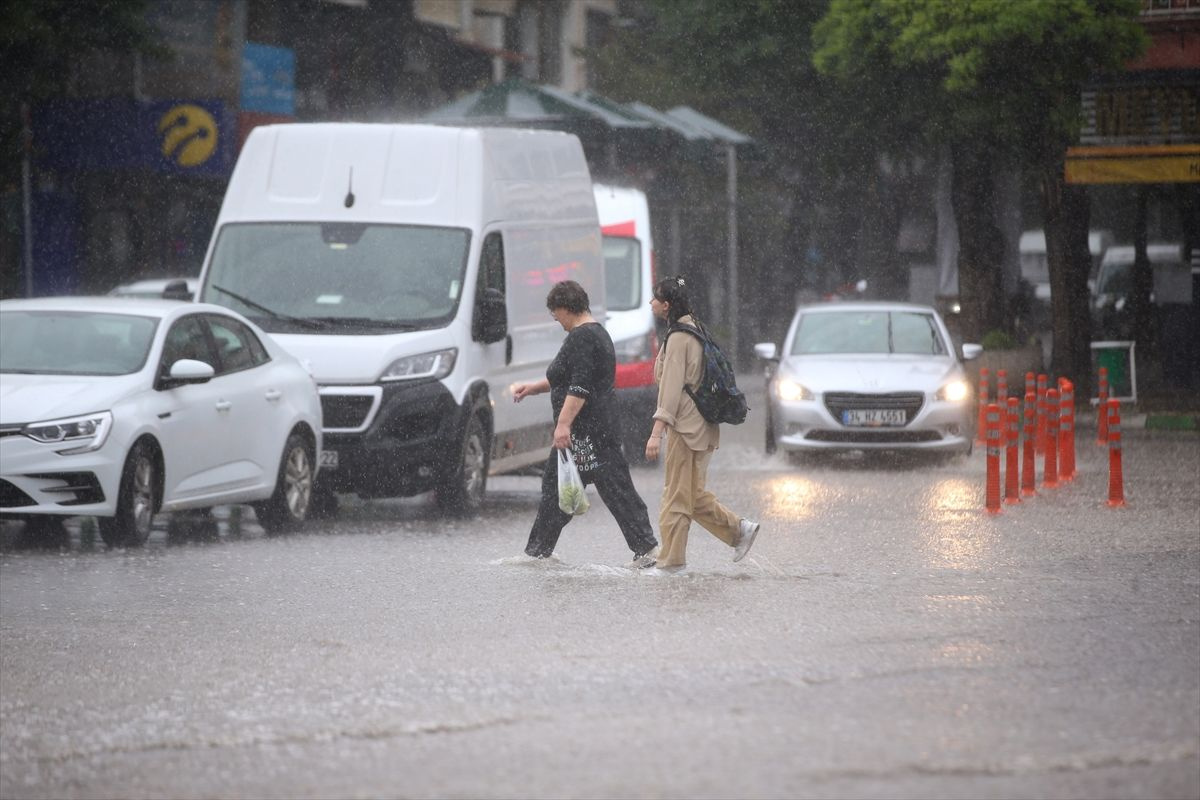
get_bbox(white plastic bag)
[557,448,590,516]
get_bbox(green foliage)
[981,329,1018,351]
[812,0,1148,157]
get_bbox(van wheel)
[99,440,159,547]
[436,411,489,516]
[253,433,314,534]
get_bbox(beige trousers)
[657,429,740,567]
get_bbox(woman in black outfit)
[513,280,659,564]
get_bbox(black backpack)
[664,322,749,425]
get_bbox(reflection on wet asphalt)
[2,422,1197,799]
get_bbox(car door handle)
[264,389,282,402]
[215,400,232,411]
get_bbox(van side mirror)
[162,280,193,301]
[961,343,983,361]
[473,287,507,344]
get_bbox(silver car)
[754,302,982,461]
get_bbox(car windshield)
[790,311,947,356]
[1096,260,1131,295]
[200,223,470,334]
[0,310,159,376]
[602,235,641,311]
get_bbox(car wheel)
[99,440,159,547]
[253,432,314,534]
[435,410,489,516]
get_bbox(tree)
[813,0,1146,392]
[591,0,930,351]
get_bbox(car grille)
[24,472,105,506]
[321,395,375,430]
[0,479,37,508]
[824,392,924,425]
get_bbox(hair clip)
[676,277,686,286]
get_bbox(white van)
[593,183,658,459]
[197,123,605,514]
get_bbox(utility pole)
[726,142,738,369]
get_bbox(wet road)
[2,404,1198,799]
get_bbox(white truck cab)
[593,183,658,459]
[197,123,605,513]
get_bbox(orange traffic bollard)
[985,403,1002,513]
[1025,371,1035,400]
[1043,389,1059,489]
[1058,378,1076,482]
[997,369,1008,405]
[1036,374,1048,454]
[1005,397,1020,504]
[1097,367,1109,445]
[976,368,990,444]
[1107,399,1126,507]
[1021,391,1037,497]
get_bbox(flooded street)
[2,408,1198,799]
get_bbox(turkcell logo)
[158,104,218,167]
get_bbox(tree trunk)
[1040,156,1094,400]
[951,142,1005,342]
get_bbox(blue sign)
[34,99,234,177]
[242,42,295,115]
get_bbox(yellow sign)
[1065,144,1200,184]
[157,104,218,167]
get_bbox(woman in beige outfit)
[644,276,760,570]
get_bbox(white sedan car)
[0,297,322,546]
[754,302,982,460]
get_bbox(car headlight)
[936,380,970,403]
[22,411,113,454]
[379,348,457,382]
[775,378,814,402]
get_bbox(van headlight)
[379,348,457,382]
[613,331,656,364]
[22,411,113,454]
[936,380,970,403]
[775,378,813,402]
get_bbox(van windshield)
[603,236,641,311]
[200,223,470,334]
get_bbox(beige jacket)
[653,315,720,451]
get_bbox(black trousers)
[524,445,658,559]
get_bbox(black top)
[546,322,617,449]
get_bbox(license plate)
[842,409,905,427]
[319,450,339,469]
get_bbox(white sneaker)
[627,546,659,569]
[733,519,760,562]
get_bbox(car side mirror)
[162,280,193,301]
[961,343,983,361]
[753,342,778,361]
[473,287,507,344]
[160,358,214,389]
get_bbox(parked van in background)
[197,124,605,515]
[593,184,658,460]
